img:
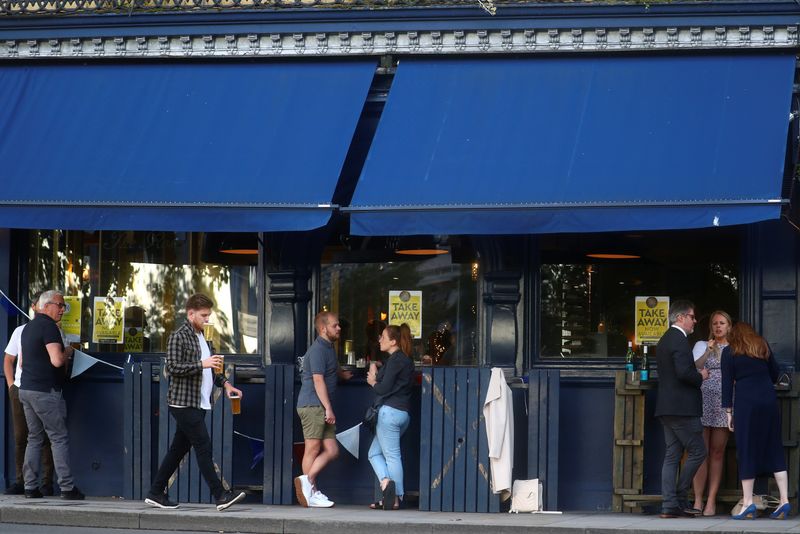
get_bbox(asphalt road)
[0,526,247,534]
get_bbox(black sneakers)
[144,492,179,509]
[24,488,43,499]
[61,486,85,500]
[215,490,246,511]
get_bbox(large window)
[539,229,740,360]
[26,230,259,354]
[319,237,478,366]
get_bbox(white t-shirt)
[197,333,213,411]
[4,324,25,388]
[168,333,214,410]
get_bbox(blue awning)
[0,60,375,232]
[347,54,795,236]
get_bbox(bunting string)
[0,288,31,319]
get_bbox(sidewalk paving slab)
[2,496,800,533]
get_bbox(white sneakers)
[308,490,334,508]
[294,475,334,508]
[294,475,312,507]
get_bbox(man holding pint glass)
[145,294,245,511]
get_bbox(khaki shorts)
[297,406,336,440]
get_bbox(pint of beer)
[229,394,241,415]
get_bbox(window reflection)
[539,230,740,360]
[27,230,258,354]
[320,242,478,366]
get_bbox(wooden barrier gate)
[122,361,155,500]
[528,369,560,512]
[262,364,295,505]
[419,367,499,512]
[157,364,235,504]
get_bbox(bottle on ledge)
[625,341,636,383]
[640,345,649,382]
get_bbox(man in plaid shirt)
[145,294,245,512]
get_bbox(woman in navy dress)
[721,322,790,519]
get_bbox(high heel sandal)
[732,503,757,520]
[382,480,396,511]
[770,503,791,519]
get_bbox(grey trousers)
[18,389,75,492]
[659,415,706,511]
[9,385,54,488]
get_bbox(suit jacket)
[654,326,703,417]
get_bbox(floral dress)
[692,340,728,428]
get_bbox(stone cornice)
[1,23,798,58]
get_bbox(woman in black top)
[366,324,414,510]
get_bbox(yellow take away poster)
[388,290,422,339]
[92,296,125,344]
[635,296,670,345]
[60,296,82,343]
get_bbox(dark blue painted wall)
[557,379,614,511]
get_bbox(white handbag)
[509,478,543,513]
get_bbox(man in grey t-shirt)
[294,311,351,508]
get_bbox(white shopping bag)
[509,478,542,513]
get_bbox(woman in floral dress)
[690,310,732,516]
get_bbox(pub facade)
[1,0,799,512]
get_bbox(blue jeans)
[368,405,410,497]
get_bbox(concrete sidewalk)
[1,496,800,533]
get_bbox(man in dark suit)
[655,299,709,518]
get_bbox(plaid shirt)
[165,319,226,409]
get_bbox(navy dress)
[721,347,785,479]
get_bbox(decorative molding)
[1,25,798,59]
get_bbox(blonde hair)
[707,310,733,340]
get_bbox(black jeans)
[150,407,223,499]
[659,415,706,511]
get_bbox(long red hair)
[727,322,770,360]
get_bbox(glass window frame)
[527,230,744,371]
[19,229,262,357]
[313,236,481,367]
